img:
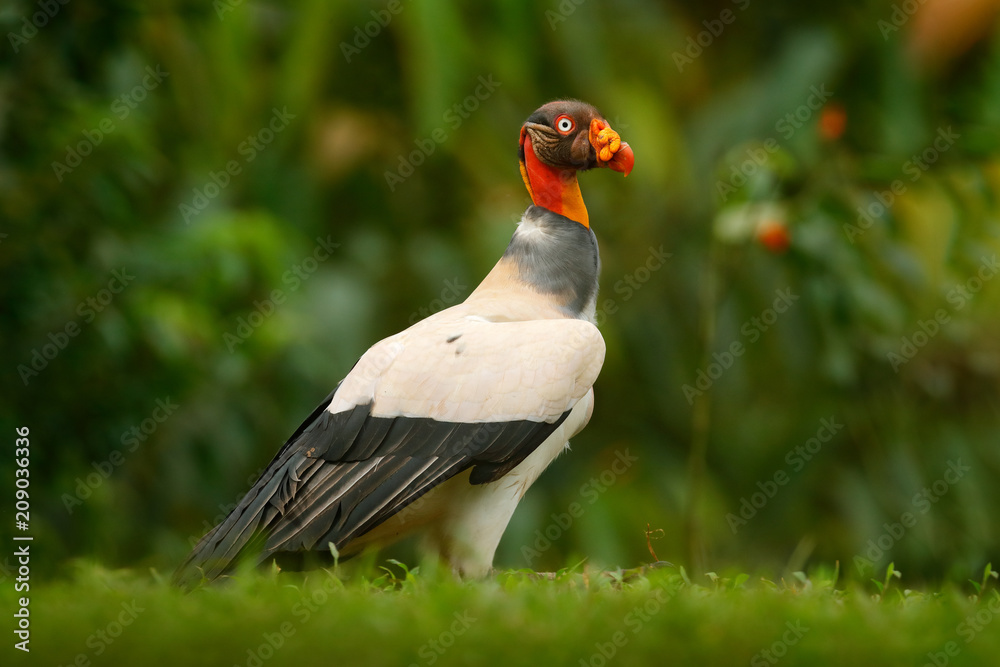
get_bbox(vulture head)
[518,100,634,227]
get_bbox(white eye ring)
[556,116,574,133]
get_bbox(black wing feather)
[174,397,570,588]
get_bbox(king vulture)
[175,100,634,586]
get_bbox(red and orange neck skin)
[519,130,590,228]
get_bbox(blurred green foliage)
[1,0,999,583]
[6,562,1000,666]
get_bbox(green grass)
[8,561,1000,666]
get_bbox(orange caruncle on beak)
[589,118,634,177]
[519,115,636,228]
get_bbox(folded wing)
[174,313,604,586]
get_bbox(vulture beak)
[589,118,634,177]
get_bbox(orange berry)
[756,220,791,253]
[818,103,847,141]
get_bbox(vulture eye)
[554,114,575,135]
